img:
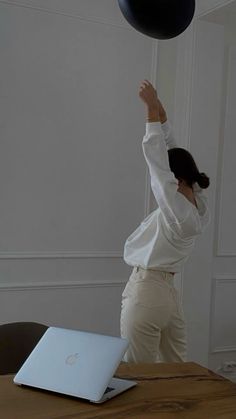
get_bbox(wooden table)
[1,362,236,418]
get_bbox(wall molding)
[0,1,159,260]
[216,47,236,257]
[210,277,236,353]
[214,45,230,258]
[213,275,236,280]
[0,250,123,260]
[0,0,130,30]
[211,344,236,353]
[173,22,197,149]
[2,0,234,30]
[196,0,235,17]
[216,252,236,257]
[144,39,159,216]
[0,279,126,291]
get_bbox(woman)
[120,80,210,363]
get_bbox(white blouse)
[124,121,210,273]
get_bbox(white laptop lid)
[14,327,129,402]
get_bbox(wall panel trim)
[174,22,197,149]
[216,47,236,257]
[2,0,234,21]
[144,39,159,216]
[196,0,235,17]
[0,279,126,291]
[210,277,236,353]
[0,0,130,30]
[0,4,159,260]
[0,251,123,259]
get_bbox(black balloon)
[118,0,195,40]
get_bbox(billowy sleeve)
[161,120,177,149]
[142,122,196,234]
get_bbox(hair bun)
[197,172,210,189]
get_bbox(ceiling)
[201,0,236,25]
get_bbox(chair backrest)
[0,322,48,374]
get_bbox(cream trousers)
[120,267,187,363]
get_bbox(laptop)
[13,327,136,403]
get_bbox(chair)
[0,321,48,374]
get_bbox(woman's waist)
[132,266,176,285]
[134,266,175,275]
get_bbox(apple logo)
[65,353,79,366]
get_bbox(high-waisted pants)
[120,267,187,363]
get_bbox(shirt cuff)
[145,122,163,136]
[161,120,171,138]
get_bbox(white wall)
[0,0,157,335]
[174,20,225,367]
[157,0,236,371]
[172,0,236,371]
[201,6,236,374]
[1,0,235,370]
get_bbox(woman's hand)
[139,80,158,108]
[139,80,160,122]
[157,99,167,124]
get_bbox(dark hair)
[167,147,210,189]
